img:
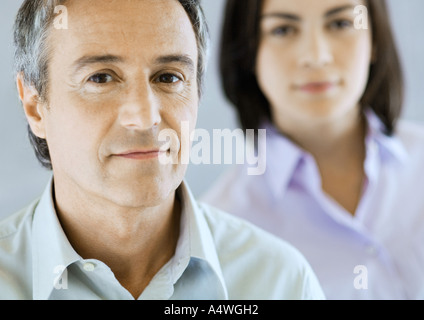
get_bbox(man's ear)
[16,73,47,139]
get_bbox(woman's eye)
[157,73,181,84]
[88,73,113,84]
[328,19,353,30]
[270,25,297,37]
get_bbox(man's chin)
[102,178,181,209]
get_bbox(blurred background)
[1,0,423,219]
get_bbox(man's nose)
[298,28,334,69]
[118,85,162,131]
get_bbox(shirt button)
[83,262,96,272]
[366,245,378,256]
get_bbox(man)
[0,0,325,300]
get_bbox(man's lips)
[114,149,166,160]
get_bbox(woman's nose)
[298,28,334,69]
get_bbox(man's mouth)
[115,149,165,160]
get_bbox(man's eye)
[157,73,181,84]
[88,73,113,84]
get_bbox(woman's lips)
[297,81,339,93]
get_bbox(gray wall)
[1,0,423,219]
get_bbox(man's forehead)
[71,54,196,74]
[65,0,190,30]
[65,0,182,16]
[50,0,198,66]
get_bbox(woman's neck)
[276,107,367,215]
[280,108,366,160]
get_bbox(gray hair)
[13,0,210,170]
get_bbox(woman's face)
[256,0,373,130]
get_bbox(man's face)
[42,0,199,208]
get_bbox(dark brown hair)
[219,0,404,136]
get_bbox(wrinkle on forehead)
[49,0,198,68]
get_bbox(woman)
[202,0,424,299]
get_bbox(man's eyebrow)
[261,4,356,21]
[72,55,125,72]
[154,54,196,73]
[71,54,196,74]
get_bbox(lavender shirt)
[202,110,424,300]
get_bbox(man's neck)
[53,179,182,299]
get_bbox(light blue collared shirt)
[203,109,424,300]
[0,178,325,300]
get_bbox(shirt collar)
[175,181,229,299]
[31,177,228,300]
[262,108,409,199]
[262,123,308,199]
[32,176,80,300]
[364,108,409,165]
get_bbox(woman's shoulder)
[396,119,424,151]
[201,165,253,202]
[199,163,270,218]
